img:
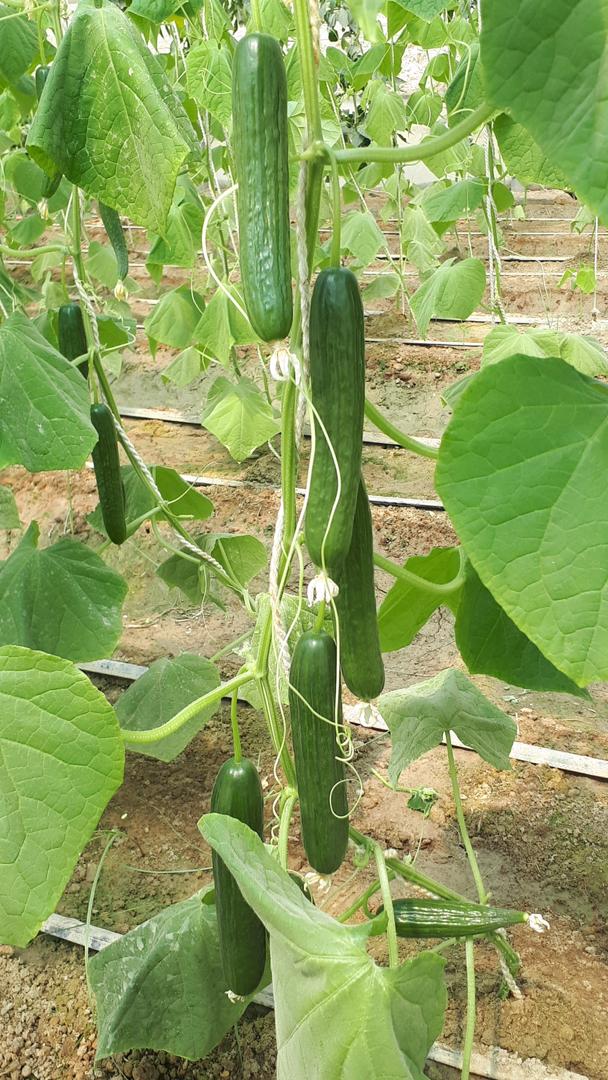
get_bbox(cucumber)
[289,870,315,904]
[98,201,128,282]
[386,899,528,939]
[232,33,292,342]
[211,757,267,996]
[334,478,385,701]
[304,268,365,578]
[57,302,88,376]
[90,403,127,546]
[289,630,349,875]
[35,67,62,198]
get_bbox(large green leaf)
[200,814,447,1080]
[481,0,608,216]
[436,355,608,686]
[26,0,196,233]
[482,324,608,378]
[0,523,127,662]
[455,563,586,697]
[410,258,486,337]
[378,547,462,653]
[202,376,281,462]
[0,6,37,88]
[0,312,95,472]
[419,180,485,224]
[0,645,124,947]
[90,892,251,1061]
[117,653,221,761]
[493,115,568,190]
[379,669,517,783]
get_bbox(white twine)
[481,126,507,323]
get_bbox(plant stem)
[445,732,487,904]
[0,243,66,259]
[249,0,262,31]
[462,939,477,1080]
[374,845,398,968]
[338,879,383,922]
[279,378,297,570]
[314,599,326,631]
[258,674,297,789]
[230,690,242,763]
[364,398,439,460]
[293,0,322,143]
[210,629,253,663]
[332,103,494,164]
[373,550,465,596]
[277,789,298,869]
[327,149,341,267]
[123,670,254,746]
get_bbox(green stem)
[374,845,398,968]
[364,398,438,460]
[445,732,487,904]
[374,550,465,597]
[461,939,477,1080]
[324,103,494,165]
[279,378,298,570]
[249,0,262,31]
[230,690,242,763]
[327,149,341,267]
[314,599,326,631]
[123,670,254,746]
[210,629,253,663]
[277,790,298,869]
[293,0,322,142]
[0,243,66,259]
[338,879,383,923]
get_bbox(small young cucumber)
[211,757,267,996]
[98,202,129,282]
[387,899,528,939]
[334,478,385,701]
[90,403,127,546]
[232,33,292,341]
[289,629,349,875]
[304,268,365,578]
[57,303,88,376]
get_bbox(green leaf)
[378,547,462,653]
[410,258,486,337]
[379,669,517,782]
[493,115,568,190]
[194,289,258,367]
[436,354,608,686]
[363,273,401,301]
[146,175,204,280]
[445,43,483,119]
[0,485,20,530]
[401,205,444,275]
[200,814,447,1080]
[258,0,293,41]
[405,88,443,127]
[85,240,118,290]
[0,523,127,662]
[559,265,596,295]
[0,6,37,88]
[157,551,206,605]
[0,312,95,472]
[186,41,232,126]
[0,645,124,947]
[482,324,608,377]
[8,213,46,247]
[4,149,52,204]
[420,180,485,224]
[363,80,408,146]
[392,0,455,19]
[144,285,206,355]
[455,563,587,697]
[96,312,136,352]
[26,0,196,233]
[347,0,385,42]
[161,346,208,388]
[117,653,221,761]
[341,210,385,266]
[128,0,183,21]
[481,1,604,210]
[90,892,250,1061]
[88,465,214,538]
[202,377,280,463]
[211,533,267,587]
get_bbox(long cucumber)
[90,403,127,545]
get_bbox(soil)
[1,191,608,1080]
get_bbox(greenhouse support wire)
[38,913,588,1080]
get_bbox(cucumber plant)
[0,1,606,1077]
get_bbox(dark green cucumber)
[57,303,88,376]
[289,630,349,875]
[289,870,315,904]
[35,66,50,102]
[90,403,127,546]
[385,899,528,939]
[304,268,365,577]
[98,202,128,282]
[232,33,292,342]
[211,757,267,996]
[35,67,62,197]
[335,478,385,701]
